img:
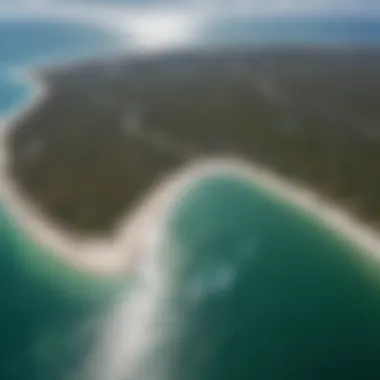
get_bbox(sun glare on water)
[121,12,199,51]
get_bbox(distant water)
[159,175,380,380]
[201,17,380,47]
[1,15,380,380]
[0,18,123,379]
[0,74,30,116]
[0,19,122,115]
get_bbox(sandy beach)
[1,61,380,278]
[2,123,380,278]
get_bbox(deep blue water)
[1,14,380,380]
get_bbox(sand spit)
[0,71,379,278]
[2,135,380,278]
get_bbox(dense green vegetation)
[7,47,380,235]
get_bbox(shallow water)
[0,18,123,379]
[0,19,121,116]
[1,15,380,380]
[0,206,110,379]
[157,175,380,380]
[87,174,380,380]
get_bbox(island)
[2,46,380,276]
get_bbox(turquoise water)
[1,14,380,380]
[160,175,380,380]
[92,175,380,380]
[0,74,30,116]
[0,207,107,379]
[0,19,122,116]
[0,18,124,379]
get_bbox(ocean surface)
[1,14,380,380]
[0,20,122,116]
[201,17,380,47]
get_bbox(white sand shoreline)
[1,69,380,278]
[2,146,380,278]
